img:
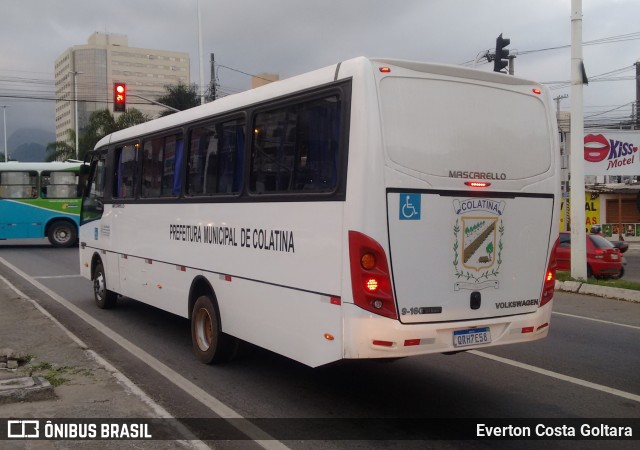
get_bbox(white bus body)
[79,57,560,367]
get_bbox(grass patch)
[557,271,640,291]
[29,362,94,387]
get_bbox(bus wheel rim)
[94,273,105,300]
[195,308,213,351]
[55,229,69,242]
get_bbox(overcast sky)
[1,0,639,145]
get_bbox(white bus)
[79,57,560,367]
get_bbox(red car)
[556,231,623,278]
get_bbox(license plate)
[453,327,491,347]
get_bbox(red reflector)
[379,67,391,73]
[176,265,186,272]
[532,88,542,95]
[465,181,491,188]
[330,297,341,305]
[224,275,232,282]
[145,259,153,264]
[404,339,421,346]
[372,340,394,347]
[537,323,549,331]
[522,327,534,333]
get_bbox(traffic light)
[493,34,510,73]
[114,82,126,112]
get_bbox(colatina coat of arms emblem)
[452,198,505,291]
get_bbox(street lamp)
[69,71,83,160]
[2,105,7,162]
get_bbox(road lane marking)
[32,274,84,279]
[470,350,640,403]
[553,311,640,330]
[0,256,289,450]
[0,272,207,450]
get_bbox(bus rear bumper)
[342,302,553,360]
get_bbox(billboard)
[583,130,640,176]
[559,192,600,232]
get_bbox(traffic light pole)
[126,94,180,113]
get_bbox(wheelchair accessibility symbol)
[399,193,421,220]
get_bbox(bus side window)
[114,144,138,200]
[141,138,163,198]
[187,119,244,196]
[41,171,79,199]
[250,95,341,194]
[0,171,38,199]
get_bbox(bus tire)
[93,262,117,309]
[191,294,238,364]
[47,221,78,248]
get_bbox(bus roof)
[95,56,543,150]
[0,161,83,172]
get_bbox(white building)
[54,33,190,145]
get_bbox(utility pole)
[2,105,7,162]
[209,53,217,101]
[70,71,83,160]
[197,0,205,105]
[508,54,516,75]
[636,61,640,129]
[554,94,568,116]
[570,0,587,280]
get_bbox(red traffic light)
[114,82,126,112]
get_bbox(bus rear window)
[379,77,552,180]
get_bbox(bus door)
[80,150,119,291]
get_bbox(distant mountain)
[7,128,55,162]
[11,143,48,162]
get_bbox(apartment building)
[54,32,190,145]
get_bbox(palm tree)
[46,129,77,162]
[156,82,201,116]
[46,108,150,162]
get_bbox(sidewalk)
[0,276,200,449]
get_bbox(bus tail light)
[348,231,398,320]
[540,237,559,307]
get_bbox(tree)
[156,81,201,116]
[116,108,150,130]
[46,129,77,162]
[485,241,494,260]
[46,108,150,162]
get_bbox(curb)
[555,280,640,303]
[0,376,55,405]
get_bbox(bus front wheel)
[191,294,238,364]
[93,262,117,309]
[47,221,77,248]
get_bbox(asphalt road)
[0,239,638,449]
[623,247,640,282]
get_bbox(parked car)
[556,231,624,278]
[590,225,629,253]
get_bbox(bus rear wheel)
[48,221,77,248]
[191,294,238,364]
[93,262,117,309]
